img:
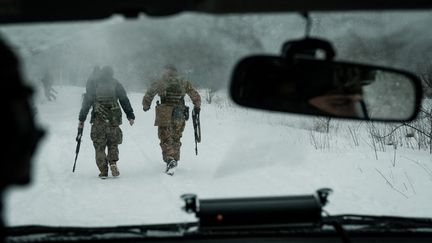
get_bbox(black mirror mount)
[281,38,336,61]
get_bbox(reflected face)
[308,94,363,117]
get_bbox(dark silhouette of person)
[41,71,57,101]
[0,36,44,240]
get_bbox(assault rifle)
[73,127,83,172]
[192,108,201,155]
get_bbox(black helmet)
[164,64,177,72]
[100,65,114,79]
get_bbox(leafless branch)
[404,171,416,195]
[375,168,409,199]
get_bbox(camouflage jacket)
[79,78,135,123]
[142,75,201,109]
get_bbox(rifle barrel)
[73,154,78,172]
[73,128,83,173]
[192,110,200,155]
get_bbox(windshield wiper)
[6,216,432,242]
[4,222,198,242]
[324,214,432,232]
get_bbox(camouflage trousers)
[158,119,185,163]
[90,119,123,173]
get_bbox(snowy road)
[5,86,432,227]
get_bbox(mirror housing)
[230,56,422,122]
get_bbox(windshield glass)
[1,11,432,227]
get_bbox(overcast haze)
[1,11,431,92]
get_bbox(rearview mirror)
[230,56,422,122]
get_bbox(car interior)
[1,1,432,242]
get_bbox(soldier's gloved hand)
[193,106,200,114]
[143,106,150,112]
[129,119,135,126]
[78,121,84,129]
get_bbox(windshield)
[1,11,432,227]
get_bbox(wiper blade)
[4,222,198,241]
[324,214,432,232]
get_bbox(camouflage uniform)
[142,74,201,164]
[79,67,135,177]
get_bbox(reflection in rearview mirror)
[230,56,422,122]
[363,71,417,120]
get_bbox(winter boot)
[165,160,178,176]
[109,163,120,177]
[97,160,108,179]
[99,171,108,179]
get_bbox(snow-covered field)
[5,85,432,227]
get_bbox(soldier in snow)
[142,65,201,175]
[40,71,57,101]
[78,66,135,179]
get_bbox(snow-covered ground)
[4,85,432,227]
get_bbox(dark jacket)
[79,78,135,123]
